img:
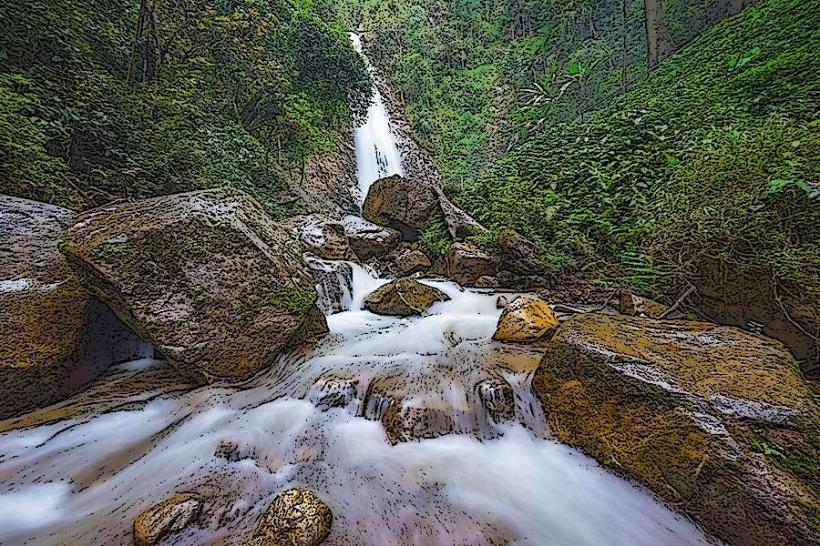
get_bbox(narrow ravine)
[0,36,716,546]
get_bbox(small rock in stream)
[477,378,515,422]
[311,375,358,410]
[248,488,332,546]
[133,493,203,546]
[493,296,559,342]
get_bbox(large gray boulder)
[61,188,327,384]
[0,195,144,418]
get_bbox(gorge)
[0,2,818,546]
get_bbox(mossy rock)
[363,277,449,317]
[362,175,443,240]
[61,188,326,383]
[533,313,819,546]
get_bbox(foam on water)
[0,268,714,545]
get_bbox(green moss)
[265,285,317,315]
[746,428,820,496]
[419,220,452,261]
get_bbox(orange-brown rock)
[0,195,144,418]
[492,296,559,342]
[249,488,332,546]
[61,188,327,384]
[533,313,819,546]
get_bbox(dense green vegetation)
[1,0,817,314]
[337,0,818,306]
[330,0,748,186]
[0,0,370,216]
[458,0,819,297]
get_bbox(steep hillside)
[331,0,757,186]
[0,0,370,217]
[457,0,819,366]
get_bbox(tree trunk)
[644,0,674,69]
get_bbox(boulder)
[283,215,353,261]
[61,188,327,384]
[492,296,559,342]
[435,189,486,240]
[0,195,144,418]
[618,291,669,318]
[391,248,431,276]
[495,228,543,277]
[362,175,442,240]
[373,245,432,276]
[342,215,401,260]
[133,493,203,546]
[249,488,332,546]
[363,278,450,317]
[441,242,496,286]
[532,314,819,546]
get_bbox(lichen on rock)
[61,188,327,384]
[492,296,559,342]
[363,277,450,317]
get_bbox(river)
[0,35,715,546]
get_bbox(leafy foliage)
[453,0,819,300]
[0,0,371,217]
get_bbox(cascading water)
[0,35,716,546]
[350,33,404,204]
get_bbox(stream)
[0,35,715,546]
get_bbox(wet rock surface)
[363,277,450,317]
[133,493,203,546]
[307,258,353,315]
[0,195,144,418]
[249,488,332,546]
[532,313,819,546]
[342,215,401,260]
[61,188,326,384]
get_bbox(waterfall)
[0,34,716,546]
[349,33,404,204]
